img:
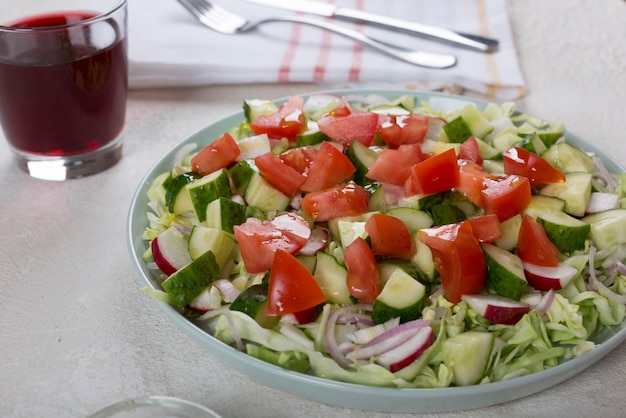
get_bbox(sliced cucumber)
[161,250,220,310]
[229,159,257,194]
[368,104,412,116]
[243,99,278,122]
[188,225,237,269]
[539,172,592,217]
[384,207,433,234]
[582,208,626,250]
[430,203,467,226]
[460,104,493,139]
[473,136,501,160]
[346,140,378,186]
[313,251,352,305]
[493,214,522,251]
[244,171,290,213]
[366,183,387,212]
[441,116,472,144]
[537,211,590,253]
[230,284,280,329]
[236,133,271,161]
[205,197,246,233]
[185,168,232,222]
[378,258,427,286]
[165,171,201,214]
[411,238,437,282]
[442,331,494,386]
[482,243,527,300]
[296,128,328,147]
[492,132,522,154]
[372,268,426,324]
[541,142,594,174]
[516,132,547,155]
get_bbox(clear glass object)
[87,396,222,418]
[0,0,128,180]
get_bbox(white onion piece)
[535,289,555,315]
[588,247,626,304]
[345,317,400,344]
[212,279,241,303]
[323,304,373,369]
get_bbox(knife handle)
[334,7,499,52]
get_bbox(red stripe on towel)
[313,1,335,82]
[348,0,365,81]
[278,21,303,82]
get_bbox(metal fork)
[176,0,457,69]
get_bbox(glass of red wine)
[0,0,128,180]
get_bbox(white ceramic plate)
[127,90,626,413]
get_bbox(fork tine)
[177,0,247,33]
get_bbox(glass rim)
[0,0,127,32]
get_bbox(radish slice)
[523,261,578,291]
[151,226,192,276]
[376,327,435,372]
[299,227,329,255]
[462,294,530,325]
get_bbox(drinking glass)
[0,0,128,180]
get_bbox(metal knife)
[242,0,499,52]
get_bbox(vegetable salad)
[140,93,626,388]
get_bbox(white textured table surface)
[1,1,626,417]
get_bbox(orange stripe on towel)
[278,21,303,82]
[313,1,335,82]
[348,0,365,82]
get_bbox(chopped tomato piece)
[250,96,307,141]
[456,160,499,207]
[503,147,566,185]
[481,175,532,222]
[465,214,502,243]
[365,213,417,259]
[266,249,326,316]
[516,214,561,267]
[190,132,241,176]
[317,112,379,147]
[366,143,425,186]
[459,136,483,166]
[233,213,311,273]
[418,222,486,303]
[300,181,370,222]
[377,113,429,148]
[328,101,351,117]
[278,146,318,174]
[254,152,306,196]
[405,148,460,196]
[300,141,356,192]
[344,237,381,304]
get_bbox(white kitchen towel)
[128,0,525,99]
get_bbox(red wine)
[0,12,127,156]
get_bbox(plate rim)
[126,89,626,413]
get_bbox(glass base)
[12,136,123,181]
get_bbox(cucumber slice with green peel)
[525,195,566,213]
[296,128,328,147]
[510,114,564,147]
[516,132,547,155]
[230,284,280,329]
[243,99,278,122]
[582,208,626,250]
[185,168,232,222]
[539,172,592,217]
[327,213,374,243]
[411,238,437,282]
[378,258,427,286]
[165,171,201,214]
[442,331,494,386]
[460,104,494,139]
[441,116,472,144]
[384,207,433,233]
[161,250,221,310]
[243,171,290,213]
[541,142,595,174]
[187,225,237,269]
[430,203,467,226]
[313,251,352,305]
[537,211,590,253]
[346,140,379,186]
[493,214,522,251]
[398,193,443,212]
[482,243,528,300]
[205,197,246,233]
[372,269,426,324]
[229,160,257,194]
